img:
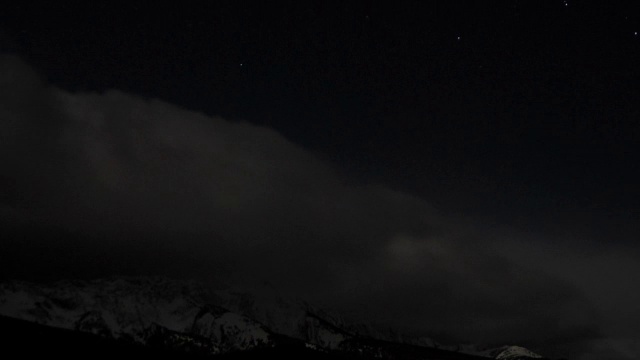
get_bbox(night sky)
[1,1,640,359]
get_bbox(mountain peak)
[494,345,543,359]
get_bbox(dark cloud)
[1,55,633,358]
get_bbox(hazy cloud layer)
[1,55,635,359]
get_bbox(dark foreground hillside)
[0,315,350,360]
[0,315,523,360]
[0,315,208,359]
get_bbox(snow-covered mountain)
[0,277,546,359]
[491,346,543,359]
[0,278,270,355]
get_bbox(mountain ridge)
[0,277,548,359]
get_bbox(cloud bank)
[1,55,631,358]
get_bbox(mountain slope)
[0,277,548,359]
